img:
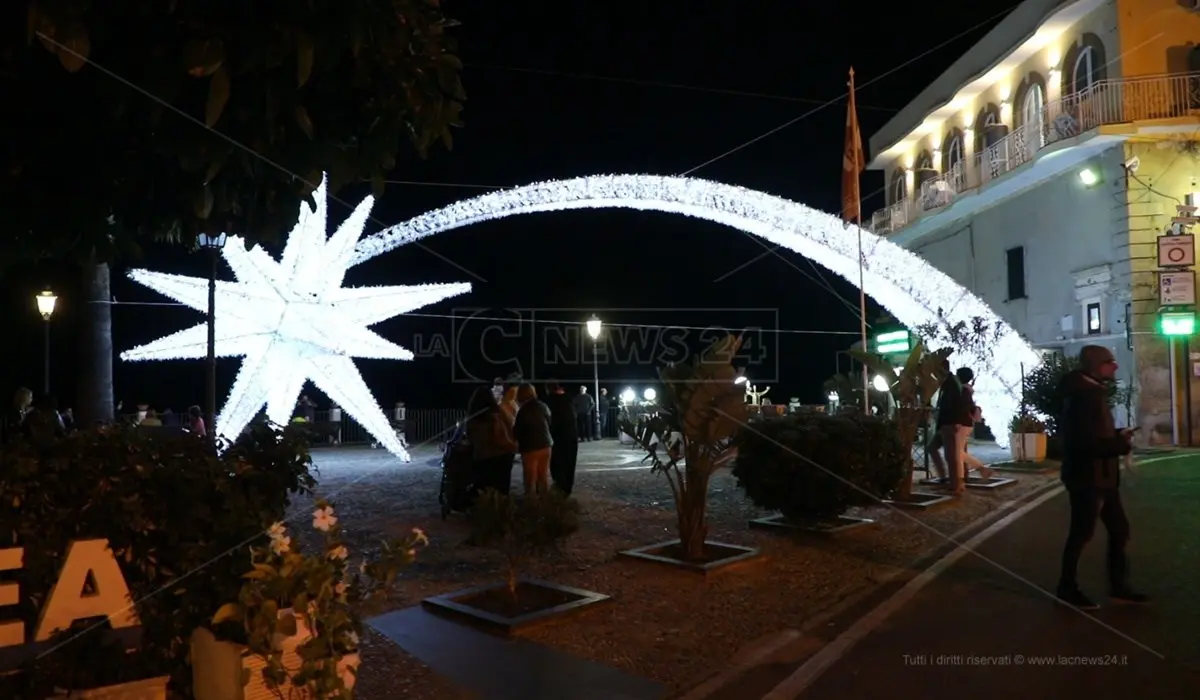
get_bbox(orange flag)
[841,68,866,227]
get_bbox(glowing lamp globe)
[586,314,602,340]
[872,375,890,392]
[36,289,58,320]
[643,388,657,402]
[827,391,839,402]
[620,388,636,404]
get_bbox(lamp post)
[586,314,602,439]
[36,289,58,395]
[197,232,228,442]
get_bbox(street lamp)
[36,289,58,395]
[198,232,228,442]
[586,314,602,439]
[643,387,656,402]
[621,387,636,404]
[872,375,890,392]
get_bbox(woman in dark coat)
[465,385,518,498]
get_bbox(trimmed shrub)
[0,423,315,698]
[733,412,906,523]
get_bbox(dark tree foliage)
[0,1,465,422]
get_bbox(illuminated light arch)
[354,174,1040,446]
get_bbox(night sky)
[2,0,1019,413]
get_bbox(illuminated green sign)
[1159,311,1195,336]
[874,330,910,354]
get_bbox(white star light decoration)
[350,174,1042,448]
[121,176,471,460]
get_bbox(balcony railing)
[869,72,1200,235]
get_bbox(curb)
[670,477,1064,700]
[759,480,1065,700]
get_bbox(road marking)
[761,483,1065,700]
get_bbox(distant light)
[827,391,839,402]
[621,388,636,404]
[36,289,58,320]
[872,375,890,392]
[1079,168,1099,186]
[734,375,748,385]
[643,388,657,402]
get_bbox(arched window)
[1062,34,1108,96]
[1016,74,1048,151]
[941,128,965,173]
[973,103,1002,153]
[890,168,907,205]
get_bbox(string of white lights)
[349,173,1042,447]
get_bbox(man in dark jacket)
[544,381,579,495]
[933,361,973,494]
[1056,345,1146,609]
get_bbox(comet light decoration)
[350,174,1041,448]
[121,175,472,460]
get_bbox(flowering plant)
[212,499,428,699]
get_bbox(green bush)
[1023,354,1119,434]
[733,413,906,523]
[469,489,581,597]
[0,423,316,698]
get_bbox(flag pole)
[849,68,870,415]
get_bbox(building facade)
[866,0,1200,444]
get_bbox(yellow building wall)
[1127,139,1200,444]
[1115,0,1200,77]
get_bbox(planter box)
[989,460,1059,474]
[1008,432,1047,462]
[618,539,762,575]
[882,490,955,510]
[49,677,169,700]
[918,475,1018,490]
[749,513,875,536]
[192,611,360,700]
[422,579,610,634]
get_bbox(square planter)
[989,460,1058,475]
[618,539,763,575]
[1008,432,1048,462]
[749,513,876,536]
[421,579,610,634]
[918,475,1018,490]
[49,677,169,700]
[882,490,955,510]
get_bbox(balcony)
[868,72,1200,236]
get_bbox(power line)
[106,300,862,335]
[680,2,1023,177]
[471,64,899,112]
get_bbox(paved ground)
[782,452,1200,700]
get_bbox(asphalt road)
[789,452,1200,699]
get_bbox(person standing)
[465,386,518,498]
[932,360,970,495]
[544,381,579,495]
[514,383,553,494]
[597,388,611,439]
[1056,345,1146,610]
[572,385,595,442]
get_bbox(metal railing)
[869,72,1200,235]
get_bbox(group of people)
[462,379,581,501]
[925,361,993,495]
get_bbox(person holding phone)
[1055,345,1147,610]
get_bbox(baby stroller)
[439,422,474,519]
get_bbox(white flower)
[270,536,291,555]
[411,527,429,546]
[267,522,288,541]
[312,506,338,532]
[327,545,349,561]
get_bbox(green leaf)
[294,106,314,139]
[183,38,225,78]
[276,611,298,637]
[57,23,90,73]
[205,67,231,128]
[212,602,241,624]
[296,31,314,88]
